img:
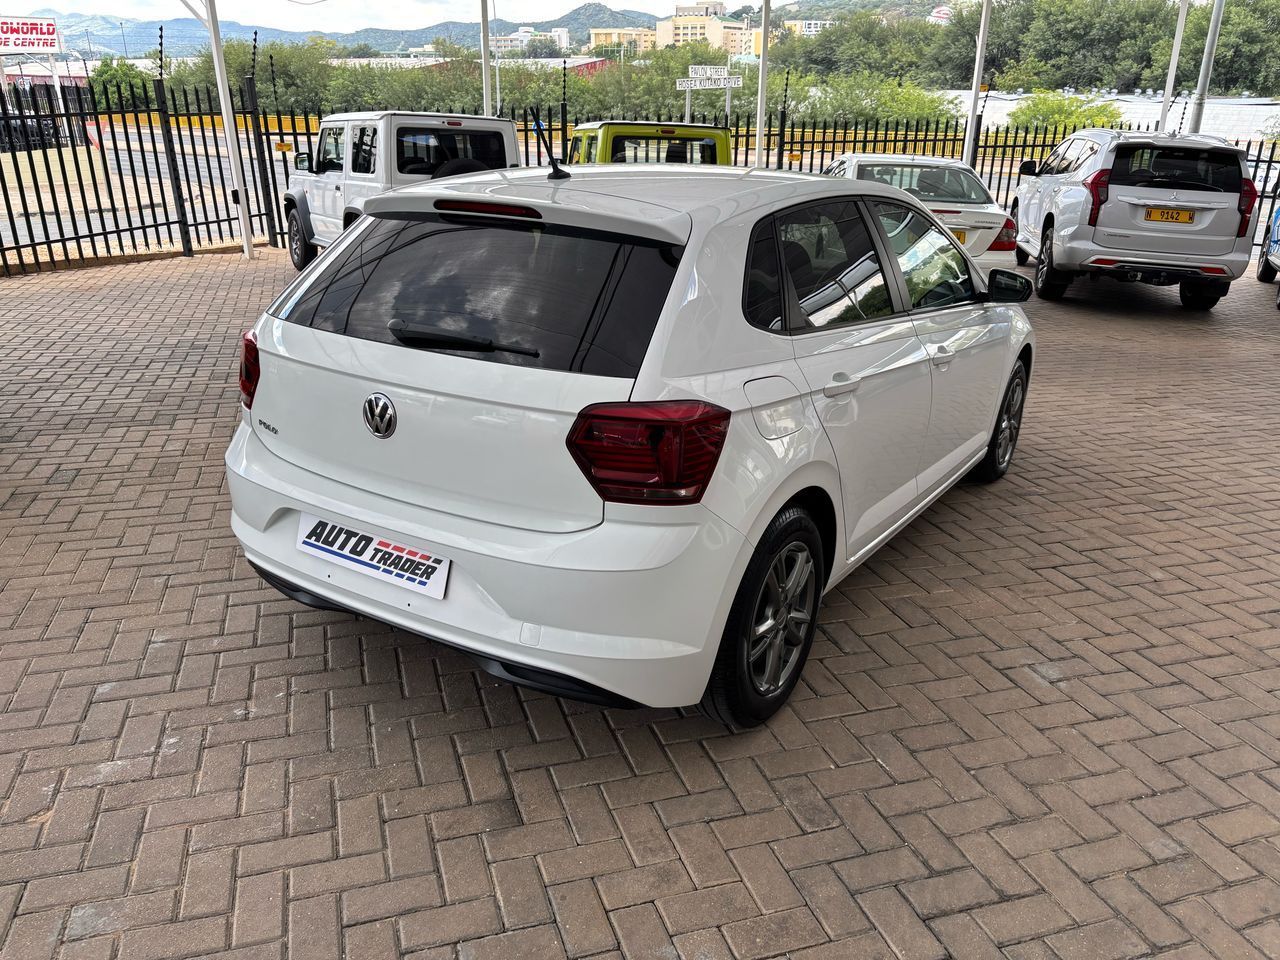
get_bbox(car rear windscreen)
[270,214,683,378]
[396,128,507,176]
[856,163,992,204]
[611,137,718,164]
[1110,145,1242,193]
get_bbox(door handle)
[822,372,862,397]
[930,345,955,365]
[334,184,342,191]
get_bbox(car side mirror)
[987,268,1032,303]
[295,152,311,172]
[1018,159,1038,177]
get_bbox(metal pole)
[962,0,992,165]
[685,87,691,123]
[1159,0,1191,131]
[753,0,771,167]
[119,22,128,58]
[205,0,254,257]
[1187,0,1226,134]
[725,48,731,119]
[479,0,492,115]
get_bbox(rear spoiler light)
[434,200,542,219]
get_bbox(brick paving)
[2,249,1280,959]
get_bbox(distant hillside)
[29,3,659,57]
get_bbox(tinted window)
[396,129,507,176]
[272,215,682,377]
[351,126,376,175]
[873,201,975,310]
[1039,140,1072,177]
[777,201,893,329]
[1070,141,1099,172]
[743,220,783,331]
[610,137,717,164]
[316,126,344,174]
[855,163,992,204]
[1110,145,1243,193]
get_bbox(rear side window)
[351,126,376,175]
[743,220,783,331]
[396,128,507,176]
[1111,145,1243,193]
[271,215,682,378]
[610,137,717,164]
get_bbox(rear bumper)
[1057,226,1250,280]
[971,249,1018,274]
[225,424,749,708]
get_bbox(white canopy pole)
[961,0,992,166]
[479,0,492,115]
[1159,0,1191,131]
[182,0,254,258]
[752,0,771,168]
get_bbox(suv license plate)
[1144,207,1194,224]
[297,512,451,600]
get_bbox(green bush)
[1007,90,1125,128]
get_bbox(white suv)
[228,167,1034,726]
[1013,130,1259,309]
[284,111,520,270]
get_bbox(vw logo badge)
[363,393,397,439]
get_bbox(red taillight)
[566,401,731,505]
[1084,169,1110,226]
[434,200,542,219]
[987,216,1017,252]
[239,330,260,409]
[1238,178,1258,237]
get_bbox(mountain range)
[29,3,660,57]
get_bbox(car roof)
[573,121,727,133]
[361,166,924,245]
[320,111,514,125]
[839,153,975,169]
[1072,128,1243,152]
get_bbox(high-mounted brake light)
[239,330,260,410]
[1084,169,1110,226]
[987,217,1017,252]
[1238,178,1258,237]
[566,401,731,505]
[433,200,543,219]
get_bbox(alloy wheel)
[746,541,817,697]
[996,375,1025,469]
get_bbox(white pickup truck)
[285,111,521,269]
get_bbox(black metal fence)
[1,78,1277,276]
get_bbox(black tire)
[702,507,824,728]
[1258,254,1277,283]
[287,209,316,271]
[1012,204,1030,266]
[1033,229,1070,300]
[970,360,1028,483]
[1179,279,1228,311]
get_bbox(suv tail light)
[1238,178,1258,237]
[987,217,1017,252]
[566,401,731,505]
[1084,169,1110,226]
[239,330,260,409]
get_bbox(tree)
[523,37,562,59]
[1008,90,1125,128]
[340,42,383,59]
[90,56,153,106]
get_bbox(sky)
[29,0,676,32]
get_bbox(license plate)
[296,512,451,600]
[1144,207,1194,224]
[951,229,967,244]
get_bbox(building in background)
[750,18,833,56]
[656,3,752,55]
[587,27,657,53]
[491,26,571,55]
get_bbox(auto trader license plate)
[951,229,967,244]
[296,512,451,600]
[1144,207,1194,224]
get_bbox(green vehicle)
[566,121,732,166]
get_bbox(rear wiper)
[387,318,540,358]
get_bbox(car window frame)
[864,197,985,317]
[350,124,377,177]
[1039,139,1072,177]
[315,124,346,176]
[740,198,912,338]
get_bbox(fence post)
[152,77,193,257]
[967,112,983,167]
[775,105,787,170]
[244,76,279,248]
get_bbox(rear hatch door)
[1094,142,1244,256]
[254,205,686,533]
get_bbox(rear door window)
[271,214,682,378]
[1110,145,1243,193]
[396,128,508,175]
[351,126,377,175]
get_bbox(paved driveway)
[2,252,1280,960]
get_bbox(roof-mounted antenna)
[529,106,570,181]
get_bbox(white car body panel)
[228,167,1035,708]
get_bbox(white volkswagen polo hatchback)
[226,166,1035,726]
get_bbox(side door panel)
[343,123,381,222]
[309,124,347,244]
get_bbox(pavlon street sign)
[688,65,729,79]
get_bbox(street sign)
[676,76,743,90]
[688,65,728,79]
[0,16,59,54]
